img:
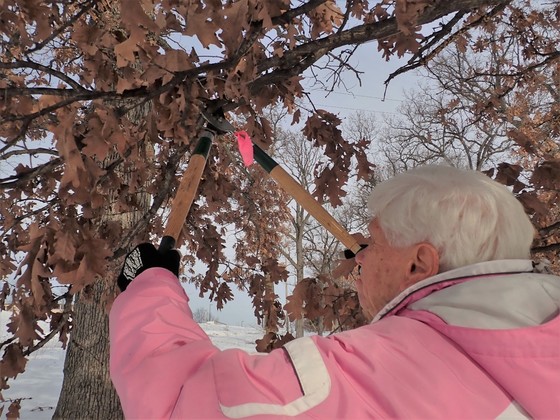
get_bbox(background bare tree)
[274,130,324,338]
[192,307,218,323]
[278,112,377,337]
[380,44,515,174]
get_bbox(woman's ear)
[404,243,439,288]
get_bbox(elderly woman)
[110,165,559,419]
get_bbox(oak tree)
[4,0,557,417]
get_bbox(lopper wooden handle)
[252,143,362,256]
[270,166,362,255]
[159,133,213,252]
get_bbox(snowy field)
[0,311,266,419]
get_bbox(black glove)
[117,243,181,292]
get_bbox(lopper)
[159,109,363,258]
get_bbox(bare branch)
[385,1,510,86]
[0,60,88,92]
[532,242,560,253]
[24,0,97,54]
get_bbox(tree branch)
[540,220,560,235]
[24,0,97,55]
[272,0,328,26]
[384,10,467,87]
[259,0,510,75]
[532,242,560,253]
[0,159,62,189]
[0,60,89,92]
[385,1,510,86]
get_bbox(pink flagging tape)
[234,131,254,167]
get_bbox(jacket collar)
[371,260,534,323]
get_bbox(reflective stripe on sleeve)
[220,337,331,418]
[496,401,530,419]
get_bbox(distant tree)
[274,129,326,338]
[192,307,218,324]
[276,123,371,336]
[380,44,515,174]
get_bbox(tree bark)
[53,134,151,418]
[53,279,123,420]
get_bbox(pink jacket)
[110,260,560,419]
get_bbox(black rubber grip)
[253,143,278,173]
[193,135,212,157]
[158,235,176,253]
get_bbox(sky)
[304,45,409,118]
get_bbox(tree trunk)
[53,137,151,418]
[317,315,324,336]
[53,9,153,408]
[263,275,277,335]
[294,207,306,338]
[53,279,123,420]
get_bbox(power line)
[323,91,403,102]
[315,103,398,115]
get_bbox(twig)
[24,0,97,54]
[384,1,510,89]
[532,242,560,253]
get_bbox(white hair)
[368,165,535,272]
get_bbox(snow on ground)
[0,311,266,419]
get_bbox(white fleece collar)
[372,260,535,323]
